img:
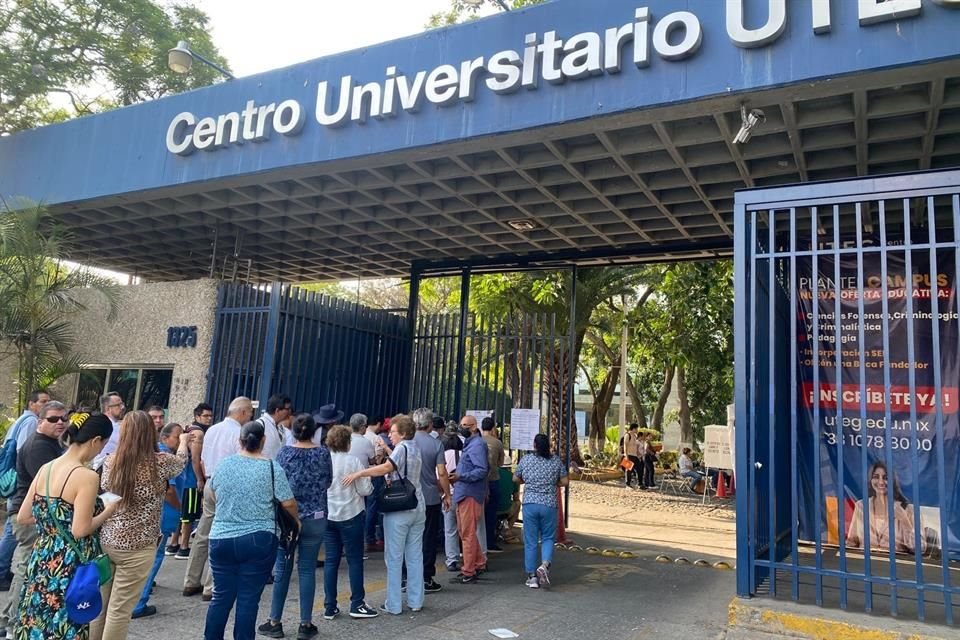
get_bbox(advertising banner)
[795,247,959,559]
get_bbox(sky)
[193,0,495,77]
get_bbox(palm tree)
[0,201,118,410]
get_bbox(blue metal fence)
[735,170,960,625]
[206,283,409,421]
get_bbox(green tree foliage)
[0,201,118,409]
[0,0,228,134]
[631,261,734,444]
[427,0,548,29]
[470,267,651,465]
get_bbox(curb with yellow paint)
[727,598,951,640]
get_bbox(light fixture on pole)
[168,40,234,80]
[733,103,765,145]
[463,0,511,10]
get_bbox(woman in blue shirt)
[259,414,333,640]
[204,421,298,640]
[514,433,568,590]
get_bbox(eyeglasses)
[199,413,213,419]
[460,423,474,428]
[44,415,67,423]
[108,403,125,409]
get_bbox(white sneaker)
[525,575,540,589]
[536,564,551,587]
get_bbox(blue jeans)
[522,503,557,574]
[204,531,277,640]
[132,530,175,615]
[365,477,384,544]
[0,517,16,576]
[681,470,704,489]
[324,512,365,612]
[382,508,425,614]
[269,517,326,623]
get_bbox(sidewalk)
[124,529,735,640]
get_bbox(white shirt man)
[94,392,125,469]
[201,415,244,479]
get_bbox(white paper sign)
[509,408,541,452]
[467,409,494,425]
[703,425,733,470]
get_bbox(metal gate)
[409,309,574,459]
[734,170,960,625]
[206,283,409,420]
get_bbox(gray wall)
[2,279,218,424]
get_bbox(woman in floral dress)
[15,413,117,639]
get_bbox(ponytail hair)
[533,433,551,459]
[62,413,114,448]
[240,420,266,453]
[291,413,318,442]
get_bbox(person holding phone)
[91,411,189,640]
[13,413,118,639]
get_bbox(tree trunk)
[547,349,584,467]
[625,374,648,428]
[651,363,675,431]
[589,358,621,454]
[677,364,692,444]
[578,362,603,454]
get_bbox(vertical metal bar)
[535,311,545,418]
[949,193,960,624]
[789,208,800,601]
[404,270,421,411]
[768,209,777,598]
[831,205,848,611]
[317,294,335,402]
[565,265,577,527]
[548,311,558,458]
[855,203,873,613]
[234,285,253,404]
[902,199,925,622]
[453,268,471,419]
[471,311,486,415]
[748,209,759,596]
[734,202,752,597]
[491,315,504,424]
[464,309,477,414]
[305,292,323,412]
[205,285,227,409]
[436,312,450,415]
[414,313,428,410]
[927,195,952,625]
[259,283,284,411]
[292,289,308,407]
[810,206,824,607]
[877,200,899,616]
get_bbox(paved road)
[124,529,734,640]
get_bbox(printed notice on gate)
[467,409,494,425]
[703,425,733,470]
[509,408,541,452]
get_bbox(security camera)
[733,106,766,145]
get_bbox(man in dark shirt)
[0,401,66,636]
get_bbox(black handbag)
[270,461,300,557]
[377,442,418,513]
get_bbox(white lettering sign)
[165,2,959,155]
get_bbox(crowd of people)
[0,390,569,639]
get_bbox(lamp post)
[168,40,234,80]
[463,0,511,11]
